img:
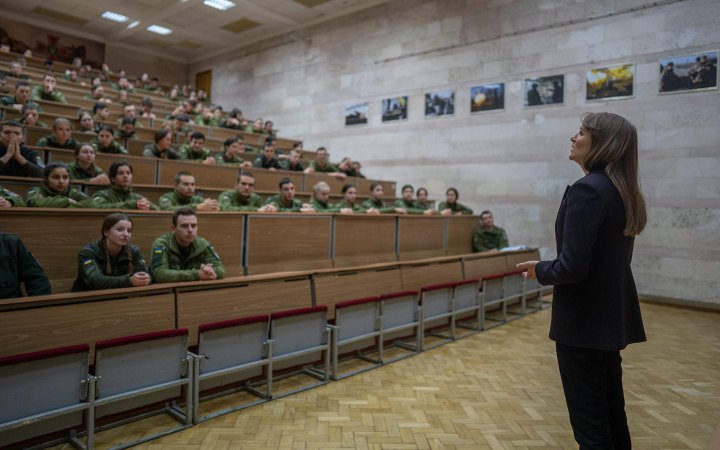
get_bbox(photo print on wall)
[425,90,455,118]
[381,96,408,122]
[659,50,718,93]
[345,102,368,126]
[470,83,505,112]
[524,75,564,107]
[587,63,635,101]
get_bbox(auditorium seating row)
[0,250,551,449]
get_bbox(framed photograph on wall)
[659,50,718,93]
[470,83,505,113]
[524,74,564,107]
[587,63,635,101]
[381,96,408,122]
[424,90,455,118]
[345,102,368,126]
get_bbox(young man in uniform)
[253,139,282,170]
[30,73,67,103]
[151,207,226,283]
[266,178,314,212]
[178,131,215,164]
[158,171,219,211]
[473,210,509,252]
[0,232,52,299]
[304,147,345,178]
[280,148,305,171]
[218,171,276,212]
[309,181,339,212]
[0,80,31,109]
[0,120,44,177]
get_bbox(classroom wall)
[194,0,720,307]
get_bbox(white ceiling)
[0,0,392,64]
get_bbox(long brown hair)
[100,213,134,275]
[581,112,646,236]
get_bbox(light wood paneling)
[462,253,508,280]
[397,216,446,260]
[447,216,477,255]
[399,260,464,291]
[313,267,403,318]
[333,215,396,267]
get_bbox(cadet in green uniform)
[335,184,366,214]
[159,171,219,211]
[19,102,48,128]
[0,232,52,299]
[194,107,221,127]
[280,149,305,171]
[362,183,402,214]
[218,171,274,212]
[27,162,95,208]
[306,147,344,176]
[30,74,67,103]
[252,139,281,170]
[0,120,45,178]
[92,125,128,154]
[68,144,109,184]
[266,178,313,212]
[115,117,137,140]
[151,208,226,283]
[414,187,435,214]
[0,185,26,207]
[0,80,31,108]
[178,131,215,164]
[71,213,151,291]
[143,129,180,159]
[215,137,251,167]
[93,161,159,210]
[310,181,340,212]
[473,210,509,252]
[35,118,78,150]
[438,187,474,215]
[393,185,424,215]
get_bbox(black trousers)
[555,342,631,450]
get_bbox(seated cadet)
[337,157,359,177]
[145,77,161,92]
[0,232,52,299]
[352,160,367,178]
[220,108,243,129]
[310,181,340,212]
[68,143,109,184]
[143,129,180,159]
[253,138,282,170]
[151,207,226,283]
[111,75,135,93]
[178,131,215,164]
[194,107,221,127]
[140,97,156,120]
[335,183,371,214]
[93,102,111,125]
[393,185,424,214]
[266,178,314,213]
[304,147,346,178]
[71,213,151,292]
[0,185,26,207]
[93,161,159,210]
[245,117,265,134]
[414,187,435,215]
[219,171,276,212]
[30,73,67,103]
[8,60,29,80]
[362,182,405,214]
[0,73,9,96]
[115,117,137,140]
[171,114,191,136]
[215,137,252,167]
[280,148,305,171]
[0,120,44,177]
[85,85,113,104]
[77,110,96,134]
[36,118,78,150]
[0,80,31,109]
[264,120,276,136]
[116,104,138,129]
[20,102,48,128]
[438,187,474,215]
[159,171,219,211]
[473,210,509,252]
[92,125,128,154]
[27,162,94,208]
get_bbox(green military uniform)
[20,118,49,128]
[362,198,395,214]
[0,232,52,299]
[115,129,136,140]
[215,152,245,166]
[244,125,267,135]
[194,115,221,127]
[413,201,433,212]
[111,83,135,93]
[92,140,128,154]
[310,198,340,212]
[473,225,509,252]
[143,144,180,159]
[158,190,208,211]
[178,144,214,161]
[71,240,150,291]
[280,159,304,171]
[67,161,105,181]
[26,184,94,208]
[35,135,78,150]
[218,190,264,211]
[151,232,225,283]
[266,194,304,212]
[92,185,159,210]
[309,160,340,173]
[335,199,366,213]
[393,198,424,214]
[1,185,26,207]
[437,201,474,215]
[0,95,26,106]
[30,86,67,103]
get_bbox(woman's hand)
[130,272,151,286]
[516,260,539,279]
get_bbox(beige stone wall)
[195,0,720,306]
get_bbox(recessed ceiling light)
[147,25,172,35]
[101,11,129,23]
[203,0,236,11]
[127,20,140,29]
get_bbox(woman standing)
[517,112,647,449]
[71,213,151,291]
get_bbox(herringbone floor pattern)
[55,302,720,449]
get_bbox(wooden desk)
[313,265,403,318]
[46,148,158,185]
[447,216,478,255]
[157,159,237,189]
[461,253,508,280]
[397,216,446,260]
[399,259,464,291]
[333,215,396,267]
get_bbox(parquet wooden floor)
[52,302,720,449]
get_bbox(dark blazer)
[536,168,645,351]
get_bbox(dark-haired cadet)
[20,102,47,128]
[393,185,424,215]
[36,118,78,150]
[115,117,137,140]
[335,184,370,214]
[92,161,159,210]
[26,162,94,208]
[362,182,403,214]
[68,143,109,184]
[0,185,26,207]
[178,131,215,164]
[71,213,151,291]
[150,207,225,283]
[0,120,44,177]
[0,232,52,298]
[218,171,275,212]
[158,171,219,211]
[266,178,314,212]
[252,138,281,170]
[92,125,128,154]
[93,102,111,125]
[438,187,473,215]
[215,137,251,167]
[143,129,180,159]
[0,80,31,108]
[414,187,434,214]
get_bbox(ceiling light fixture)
[101,11,129,23]
[203,0,236,11]
[127,20,140,29]
[147,25,173,35]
